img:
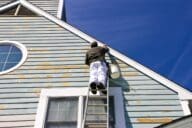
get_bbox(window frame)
[35,87,126,128]
[0,40,28,75]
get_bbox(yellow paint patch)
[136,100,141,104]
[33,88,41,93]
[62,74,71,78]
[0,105,6,110]
[46,84,52,88]
[46,75,53,78]
[18,75,26,79]
[137,118,172,123]
[33,89,41,97]
[123,72,139,76]
[63,83,71,86]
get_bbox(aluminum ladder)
[82,79,109,128]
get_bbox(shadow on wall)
[108,54,133,128]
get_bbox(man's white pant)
[89,61,108,87]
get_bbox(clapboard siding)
[0,15,184,128]
[28,0,59,17]
[0,0,11,7]
[156,115,192,128]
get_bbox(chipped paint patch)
[122,72,140,76]
[18,75,26,79]
[63,83,71,86]
[46,75,53,78]
[33,89,41,96]
[137,118,172,123]
[62,73,71,78]
[33,88,41,93]
[0,105,6,110]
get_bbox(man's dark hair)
[91,41,98,48]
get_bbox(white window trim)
[35,87,126,128]
[0,40,28,75]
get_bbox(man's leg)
[98,61,108,94]
[89,62,98,94]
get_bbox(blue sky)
[64,0,192,91]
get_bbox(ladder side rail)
[107,77,109,128]
[82,86,90,128]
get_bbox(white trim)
[78,96,84,128]
[34,87,126,128]
[19,0,192,101]
[180,100,191,115]
[57,0,64,19]
[0,40,28,75]
[0,0,20,12]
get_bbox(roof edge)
[0,0,20,12]
[18,0,191,99]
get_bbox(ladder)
[82,79,109,128]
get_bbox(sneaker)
[97,82,107,95]
[90,82,97,94]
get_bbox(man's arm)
[102,44,109,53]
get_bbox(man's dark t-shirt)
[85,46,109,65]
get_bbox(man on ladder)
[85,41,109,95]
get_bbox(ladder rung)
[87,113,107,115]
[88,104,107,106]
[86,125,106,128]
[89,96,107,99]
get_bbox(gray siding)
[156,115,192,128]
[28,0,60,17]
[0,0,11,7]
[0,16,184,128]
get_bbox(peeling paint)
[33,89,41,97]
[63,83,70,86]
[33,88,41,93]
[46,84,52,88]
[137,118,172,123]
[62,74,71,78]
[136,100,141,104]
[0,105,6,110]
[123,72,139,76]
[18,75,26,79]
[46,75,52,78]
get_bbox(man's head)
[91,41,98,48]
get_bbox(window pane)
[0,54,7,62]
[0,45,11,52]
[3,63,18,71]
[7,54,22,62]
[0,63,3,71]
[46,97,78,128]
[0,43,22,72]
[11,46,22,53]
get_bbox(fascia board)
[20,0,192,100]
[0,0,20,12]
[57,0,64,19]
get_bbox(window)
[35,87,126,128]
[0,40,27,75]
[46,97,78,128]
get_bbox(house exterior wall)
[0,0,11,7]
[0,16,185,128]
[28,0,60,17]
[156,115,192,128]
